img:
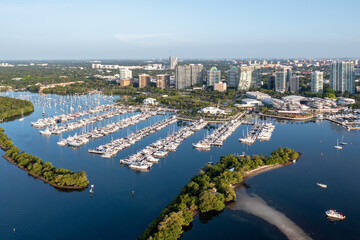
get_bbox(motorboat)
[325,209,346,220]
[316,183,327,188]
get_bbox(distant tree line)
[139,147,299,240]
[0,128,89,188]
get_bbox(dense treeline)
[140,147,299,240]
[0,128,89,188]
[0,96,34,120]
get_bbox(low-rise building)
[214,82,227,92]
[143,98,157,105]
[337,97,356,105]
[245,91,271,100]
[198,107,225,115]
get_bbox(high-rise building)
[236,66,261,90]
[169,56,178,70]
[267,75,275,90]
[289,74,299,93]
[119,68,132,80]
[175,64,203,89]
[138,74,151,88]
[207,67,221,87]
[311,71,324,94]
[237,66,253,90]
[190,64,204,86]
[330,62,355,94]
[156,74,170,89]
[275,67,292,92]
[227,66,239,88]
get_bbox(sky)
[1,0,360,60]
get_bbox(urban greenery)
[139,147,299,240]
[0,96,34,121]
[0,128,89,188]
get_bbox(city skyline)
[1,0,360,60]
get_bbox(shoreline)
[259,113,315,121]
[1,153,88,191]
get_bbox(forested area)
[0,128,89,188]
[140,147,299,240]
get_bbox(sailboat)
[334,139,342,150]
[340,136,347,145]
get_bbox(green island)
[0,128,89,190]
[0,96,34,121]
[139,147,300,240]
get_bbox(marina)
[31,104,116,128]
[58,112,156,148]
[193,120,242,151]
[0,92,359,240]
[38,106,136,135]
[239,122,275,145]
[88,116,178,158]
[120,120,208,171]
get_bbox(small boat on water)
[334,139,342,150]
[317,183,327,188]
[340,136,347,145]
[325,209,346,220]
[19,118,24,122]
[90,184,94,193]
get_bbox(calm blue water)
[0,92,359,240]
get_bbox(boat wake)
[233,189,312,240]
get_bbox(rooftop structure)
[245,91,271,100]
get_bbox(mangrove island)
[139,147,300,240]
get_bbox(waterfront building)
[311,71,324,94]
[207,67,221,87]
[330,61,355,94]
[198,107,225,115]
[169,56,178,70]
[119,68,132,80]
[214,82,227,92]
[175,64,203,89]
[289,74,299,93]
[156,74,170,89]
[227,66,239,88]
[275,67,292,92]
[143,98,157,105]
[139,74,151,88]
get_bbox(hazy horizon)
[1,0,360,60]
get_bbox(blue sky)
[1,0,359,59]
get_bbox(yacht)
[325,209,346,220]
[316,183,327,188]
[193,142,211,151]
[334,139,342,150]
[40,127,52,136]
[57,139,67,147]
